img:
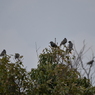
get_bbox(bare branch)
[35,42,40,60]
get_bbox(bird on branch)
[15,53,20,59]
[68,41,73,52]
[0,49,6,56]
[60,38,67,46]
[50,41,57,47]
[87,60,94,65]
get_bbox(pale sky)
[0,0,95,70]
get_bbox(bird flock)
[50,38,73,52]
[0,49,20,61]
[0,38,94,65]
[50,38,94,65]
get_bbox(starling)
[50,41,57,47]
[87,60,94,65]
[60,38,67,46]
[0,49,6,56]
[68,41,73,50]
[68,41,73,48]
[15,53,20,59]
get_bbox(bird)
[0,49,6,56]
[68,41,73,48]
[50,41,57,47]
[15,53,20,59]
[60,38,67,46]
[68,41,73,51]
[87,60,94,65]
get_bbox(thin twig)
[35,42,40,60]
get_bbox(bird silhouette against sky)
[50,41,57,47]
[87,60,94,65]
[68,41,73,51]
[60,38,67,46]
[15,53,20,59]
[0,49,6,56]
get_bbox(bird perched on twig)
[60,38,67,46]
[0,49,6,56]
[15,53,20,59]
[50,41,57,47]
[68,41,73,50]
[68,41,73,52]
[87,60,94,65]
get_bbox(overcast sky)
[0,0,95,70]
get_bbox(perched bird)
[15,53,20,59]
[87,60,94,65]
[68,41,73,48]
[0,49,6,56]
[50,41,57,47]
[60,38,67,46]
[68,41,73,50]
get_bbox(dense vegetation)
[0,40,95,95]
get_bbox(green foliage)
[0,55,28,95]
[29,47,95,95]
[0,45,95,95]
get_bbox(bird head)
[68,41,71,43]
[50,41,53,44]
[3,49,6,51]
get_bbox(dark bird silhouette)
[68,41,73,51]
[60,38,67,46]
[15,53,20,59]
[50,41,57,47]
[87,60,94,65]
[0,49,6,56]
[68,41,73,48]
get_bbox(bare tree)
[73,41,95,85]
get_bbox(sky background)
[0,0,95,71]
